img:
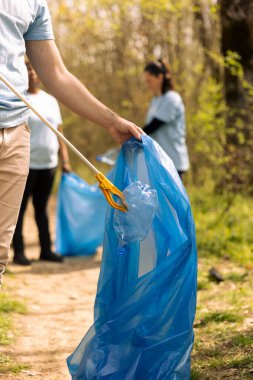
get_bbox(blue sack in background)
[56,173,107,256]
[67,135,197,379]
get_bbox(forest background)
[49,0,253,195]
[1,1,252,379]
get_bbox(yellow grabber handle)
[96,172,128,212]
[0,73,128,212]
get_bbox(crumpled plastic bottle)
[113,181,158,247]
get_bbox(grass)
[0,293,27,314]
[0,290,28,375]
[231,333,253,348]
[0,293,26,347]
[189,188,253,379]
[0,315,12,346]
[0,355,29,374]
[200,311,244,325]
[190,189,253,266]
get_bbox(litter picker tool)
[0,73,128,212]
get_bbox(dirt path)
[3,197,101,380]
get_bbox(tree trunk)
[220,0,253,191]
[194,0,221,81]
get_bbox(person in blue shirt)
[0,0,142,286]
[143,60,190,179]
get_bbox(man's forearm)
[26,40,119,130]
[26,40,142,144]
[44,70,119,130]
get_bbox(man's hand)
[109,117,143,145]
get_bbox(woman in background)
[143,60,190,179]
[12,61,71,265]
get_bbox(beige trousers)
[0,123,30,285]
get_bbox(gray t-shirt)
[0,0,54,128]
[146,91,190,171]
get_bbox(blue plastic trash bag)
[56,173,107,256]
[67,135,197,379]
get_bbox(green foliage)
[225,50,253,97]
[224,51,244,80]
[190,188,253,265]
[46,0,253,191]
[187,78,226,185]
[47,0,230,188]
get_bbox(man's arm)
[26,40,142,144]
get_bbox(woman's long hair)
[144,59,174,94]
